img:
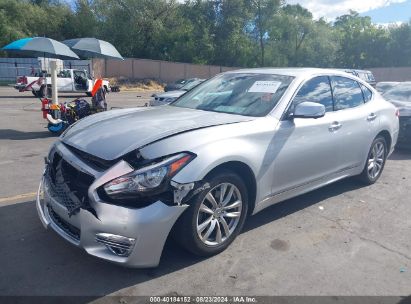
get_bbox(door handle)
[329,121,342,132]
[367,113,377,121]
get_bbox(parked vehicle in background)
[382,82,411,148]
[376,82,399,94]
[13,69,110,97]
[150,79,205,106]
[164,78,202,92]
[342,69,376,87]
[37,68,398,268]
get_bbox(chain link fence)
[0,58,91,84]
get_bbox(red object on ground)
[91,79,103,97]
[41,98,50,119]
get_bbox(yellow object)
[49,104,60,110]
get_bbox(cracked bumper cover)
[36,143,189,268]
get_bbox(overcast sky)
[287,0,411,23]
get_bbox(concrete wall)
[94,58,237,82]
[370,67,411,82]
[3,57,411,83]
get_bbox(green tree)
[1,0,411,69]
[249,0,281,66]
[62,0,99,39]
[387,23,411,67]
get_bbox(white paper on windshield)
[248,81,281,93]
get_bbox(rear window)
[360,84,373,103]
[331,76,364,110]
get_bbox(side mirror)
[290,101,326,119]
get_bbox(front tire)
[174,171,248,256]
[358,136,387,184]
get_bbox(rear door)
[272,76,342,194]
[330,76,377,171]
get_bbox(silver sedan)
[149,79,205,106]
[37,68,399,267]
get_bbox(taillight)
[395,109,400,117]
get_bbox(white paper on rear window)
[248,81,282,93]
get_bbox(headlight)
[103,153,194,199]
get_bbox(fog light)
[95,233,136,257]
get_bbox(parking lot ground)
[0,86,410,298]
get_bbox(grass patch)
[107,77,164,91]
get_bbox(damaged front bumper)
[36,142,190,268]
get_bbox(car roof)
[227,67,352,78]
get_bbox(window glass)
[292,76,333,112]
[366,72,375,82]
[171,73,294,117]
[360,84,373,102]
[58,70,70,78]
[74,70,86,78]
[331,76,364,110]
[357,72,366,81]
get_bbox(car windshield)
[383,83,411,103]
[367,73,375,82]
[181,80,203,91]
[170,73,293,117]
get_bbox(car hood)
[387,99,411,117]
[154,90,186,99]
[62,106,254,160]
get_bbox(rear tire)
[357,136,387,185]
[173,171,248,257]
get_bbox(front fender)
[139,118,278,203]
[175,139,260,183]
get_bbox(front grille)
[47,152,94,216]
[47,205,80,241]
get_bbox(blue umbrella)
[2,37,79,60]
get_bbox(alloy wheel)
[196,183,242,246]
[367,141,385,179]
